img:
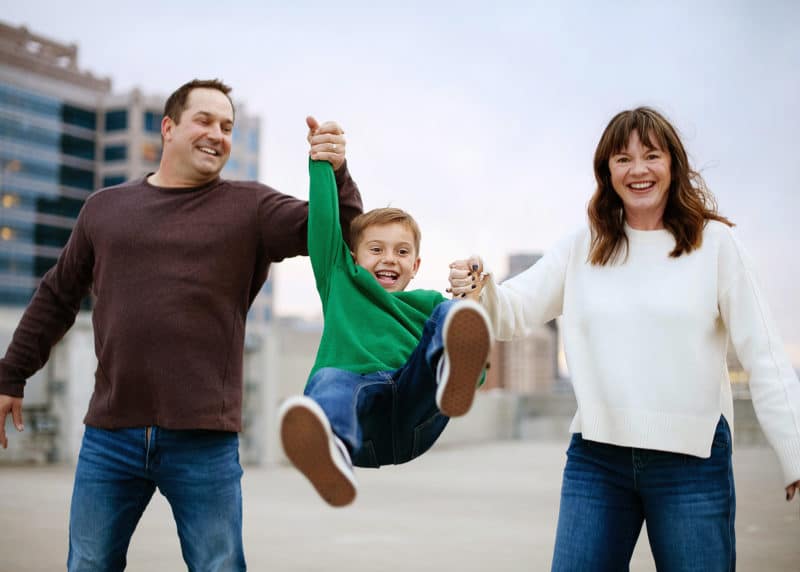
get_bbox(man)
[0,79,362,571]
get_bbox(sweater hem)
[569,405,723,458]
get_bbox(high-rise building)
[483,252,560,394]
[0,22,110,306]
[0,21,266,314]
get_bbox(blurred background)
[0,1,798,569]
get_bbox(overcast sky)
[4,0,799,363]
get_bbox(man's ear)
[161,116,174,142]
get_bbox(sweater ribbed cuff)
[0,379,25,398]
[774,437,800,486]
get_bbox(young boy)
[278,159,492,507]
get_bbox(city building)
[0,21,265,310]
[482,253,560,394]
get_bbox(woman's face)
[608,129,672,230]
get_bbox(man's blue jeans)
[68,425,246,572]
[305,300,456,467]
[551,416,736,572]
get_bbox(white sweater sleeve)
[718,230,800,486]
[480,233,572,342]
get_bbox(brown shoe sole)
[280,403,356,507]
[439,307,491,417]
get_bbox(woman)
[449,107,800,571]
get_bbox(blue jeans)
[305,300,455,467]
[551,416,736,572]
[68,425,246,572]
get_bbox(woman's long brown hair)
[587,107,733,266]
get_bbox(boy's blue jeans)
[68,425,246,572]
[551,415,736,572]
[305,300,456,467]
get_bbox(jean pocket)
[411,413,448,461]
[353,440,380,468]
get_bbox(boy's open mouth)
[375,270,398,287]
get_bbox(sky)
[4,0,800,363]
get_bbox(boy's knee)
[432,299,457,321]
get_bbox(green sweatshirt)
[307,160,446,383]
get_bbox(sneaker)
[435,300,493,417]
[278,396,357,507]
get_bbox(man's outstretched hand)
[0,394,23,449]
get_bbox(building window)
[37,195,85,219]
[247,163,258,180]
[0,84,61,119]
[105,110,128,132]
[62,135,95,160]
[141,141,161,163]
[61,166,95,190]
[0,226,16,241]
[104,145,128,162]
[62,105,97,130]
[0,116,59,148]
[248,130,259,152]
[144,111,161,134]
[103,174,126,187]
[1,194,20,209]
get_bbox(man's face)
[162,88,234,183]
[353,223,421,292]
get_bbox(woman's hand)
[447,256,487,301]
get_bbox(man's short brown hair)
[350,208,422,255]
[163,79,234,124]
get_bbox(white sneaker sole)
[436,300,493,417]
[278,396,357,507]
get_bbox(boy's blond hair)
[350,208,422,255]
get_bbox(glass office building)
[0,23,110,306]
[1,22,265,314]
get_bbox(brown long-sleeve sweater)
[0,165,362,432]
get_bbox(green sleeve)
[308,159,346,305]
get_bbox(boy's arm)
[257,160,361,263]
[257,119,362,263]
[308,159,349,303]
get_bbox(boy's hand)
[447,256,487,301]
[307,116,346,171]
[0,394,24,449]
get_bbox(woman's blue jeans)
[67,425,246,572]
[551,416,736,572]
[304,300,455,468]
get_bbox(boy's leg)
[392,299,492,463]
[435,299,492,417]
[280,368,388,506]
[279,394,358,507]
[68,426,156,572]
[154,428,246,572]
[303,367,396,467]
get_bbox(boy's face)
[352,222,421,292]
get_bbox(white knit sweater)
[482,220,800,486]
